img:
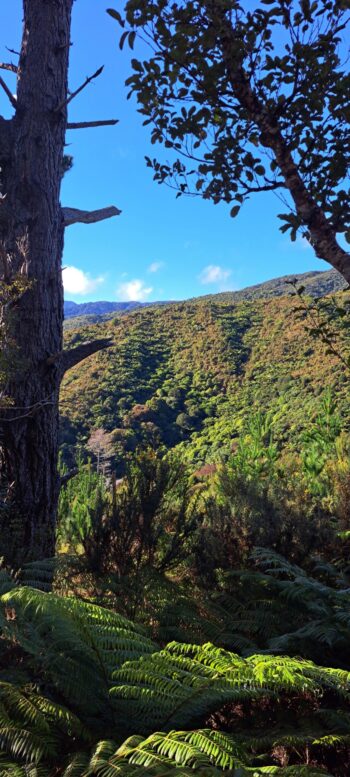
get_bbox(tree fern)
[0,556,71,595]
[210,549,350,668]
[253,549,350,666]
[0,587,156,728]
[111,640,350,738]
[0,680,89,765]
[0,588,348,775]
[86,732,334,776]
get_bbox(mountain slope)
[63,269,347,320]
[198,268,347,303]
[60,288,350,469]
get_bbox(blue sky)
[0,0,326,302]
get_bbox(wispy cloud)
[199,264,232,285]
[117,279,153,302]
[63,265,104,296]
[148,261,165,273]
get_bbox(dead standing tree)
[0,0,119,566]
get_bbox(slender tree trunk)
[0,0,73,566]
[211,5,350,283]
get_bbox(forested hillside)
[199,268,347,303]
[60,287,350,469]
[63,268,346,321]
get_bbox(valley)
[60,271,350,470]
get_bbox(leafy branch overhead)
[108,0,350,280]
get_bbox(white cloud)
[117,279,153,302]
[199,264,232,285]
[63,265,104,296]
[148,261,165,273]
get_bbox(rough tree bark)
[0,0,118,567]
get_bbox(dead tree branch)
[0,63,17,74]
[60,468,78,486]
[67,118,118,129]
[62,205,121,226]
[61,338,113,374]
[0,76,17,109]
[56,65,104,112]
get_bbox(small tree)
[0,1,120,565]
[87,428,116,476]
[59,448,199,579]
[111,0,350,278]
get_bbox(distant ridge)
[64,300,143,318]
[199,269,347,303]
[64,269,347,319]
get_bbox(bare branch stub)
[61,338,114,374]
[67,119,118,129]
[60,468,79,486]
[56,65,104,113]
[0,63,18,74]
[62,205,121,226]
[0,76,17,109]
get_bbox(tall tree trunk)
[207,3,350,283]
[0,0,73,566]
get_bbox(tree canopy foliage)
[109,0,350,279]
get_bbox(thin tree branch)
[0,63,17,74]
[61,338,113,374]
[62,205,121,226]
[56,65,104,112]
[241,180,285,194]
[67,119,119,129]
[0,76,17,109]
[60,468,78,486]
[0,400,54,423]
[6,47,20,57]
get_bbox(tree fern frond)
[0,720,54,764]
[0,682,89,767]
[111,641,350,733]
[117,729,243,769]
[87,732,335,777]
[251,548,307,575]
[0,588,157,726]
[18,559,58,592]
[61,751,91,777]
[87,732,239,776]
[216,551,350,668]
[0,754,49,777]
[250,768,334,775]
